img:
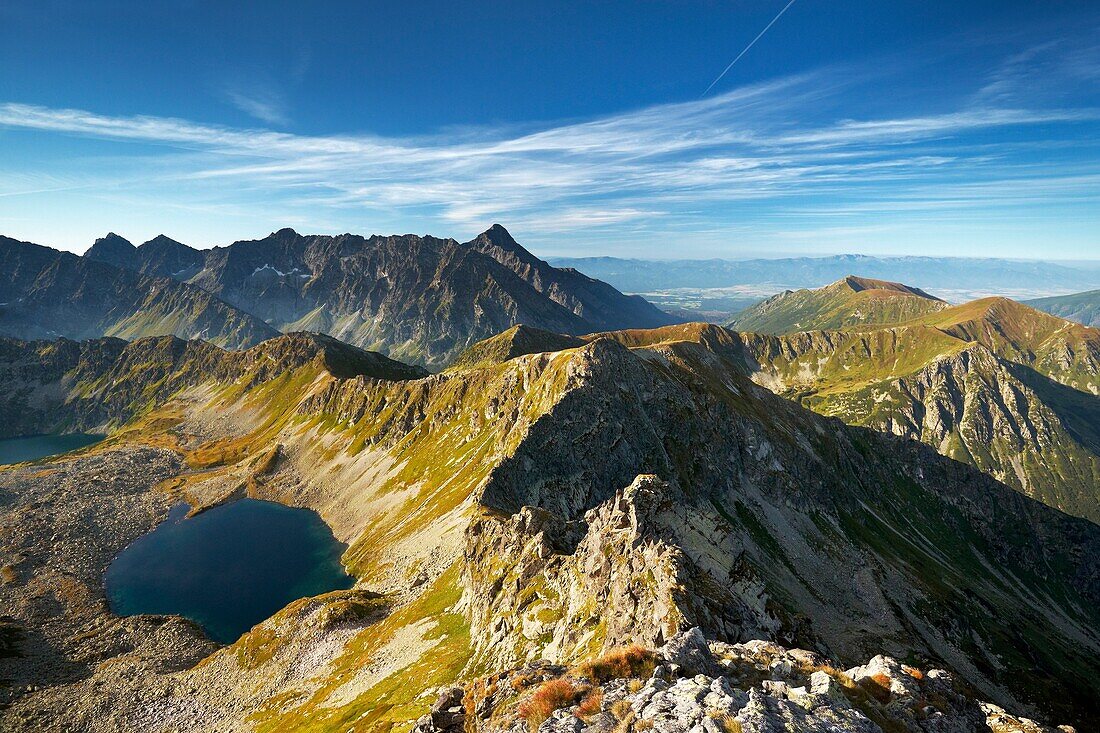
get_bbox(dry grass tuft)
[858,672,893,703]
[0,565,17,585]
[510,671,539,692]
[871,672,892,687]
[708,712,743,733]
[519,678,579,731]
[576,688,604,720]
[575,645,656,682]
[609,699,634,721]
[902,665,924,680]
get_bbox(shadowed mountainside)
[0,332,426,438]
[80,224,677,367]
[0,235,279,349]
[1027,288,1100,328]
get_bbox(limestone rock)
[659,628,721,678]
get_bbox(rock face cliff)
[79,224,677,367]
[1,324,1096,732]
[0,235,278,348]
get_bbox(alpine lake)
[106,499,355,643]
[0,433,356,644]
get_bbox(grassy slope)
[915,297,1100,393]
[1027,288,1100,328]
[731,294,1100,522]
[729,276,949,335]
[247,329,1098,729]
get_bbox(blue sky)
[0,1,1098,259]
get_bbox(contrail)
[703,0,799,96]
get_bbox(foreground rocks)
[439,629,1077,733]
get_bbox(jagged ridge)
[79,224,677,367]
[0,235,279,349]
[2,325,1098,731]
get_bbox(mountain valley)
[0,317,1096,732]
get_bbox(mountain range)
[0,234,279,348]
[1,234,1098,731]
[0,318,1096,731]
[76,224,676,366]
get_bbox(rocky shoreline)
[0,447,220,717]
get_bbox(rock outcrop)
[431,629,1076,733]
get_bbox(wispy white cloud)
[0,55,1098,255]
[223,87,289,126]
[973,34,1100,107]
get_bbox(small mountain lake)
[0,433,104,465]
[105,499,355,644]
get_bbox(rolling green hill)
[728,275,949,334]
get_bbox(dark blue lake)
[0,433,104,465]
[105,499,355,644]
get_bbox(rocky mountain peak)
[99,232,132,246]
[140,234,187,250]
[467,223,538,264]
[247,331,429,381]
[450,325,585,369]
[480,223,520,247]
[84,232,137,265]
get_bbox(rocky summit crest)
[84,232,137,266]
